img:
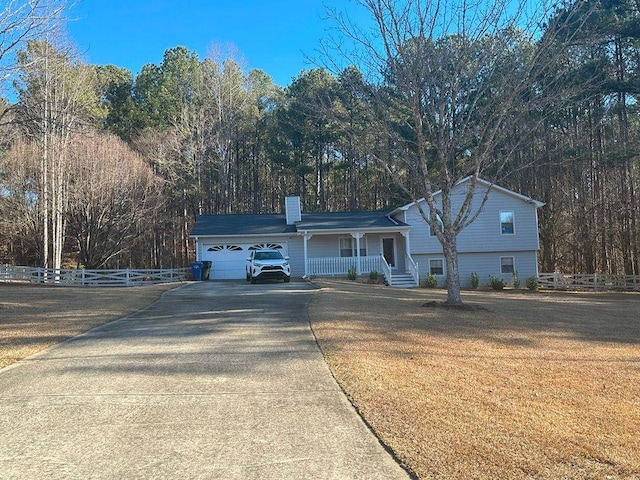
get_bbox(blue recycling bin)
[191,261,203,281]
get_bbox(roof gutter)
[190,233,297,239]
[295,226,410,235]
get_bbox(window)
[429,259,444,276]
[500,256,515,274]
[207,245,243,252]
[249,243,283,250]
[430,215,444,236]
[500,211,514,234]
[339,237,367,257]
[254,251,284,261]
[339,237,353,257]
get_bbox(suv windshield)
[254,251,283,260]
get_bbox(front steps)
[387,273,418,288]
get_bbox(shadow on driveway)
[0,280,409,479]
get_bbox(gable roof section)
[190,214,296,237]
[297,211,408,232]
[390,176,545,216]
[190,211,408,237]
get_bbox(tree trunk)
[442,236,462,305]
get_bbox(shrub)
[347,265,357,281]
[488,276,505,290]
[369,270,379,280]
[470,272,479,289]
[526,275,538,291]
[422,274,437,288]
[512,271,520,289]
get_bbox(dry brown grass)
[0,282,180,369]
[309,279,640,480]
[2,279,637,479]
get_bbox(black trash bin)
[191,261,203,281]
[201,261,212,281]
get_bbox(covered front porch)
[300,230,419,287]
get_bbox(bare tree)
[0,136,41,263]
[65,133,163,268]
[0,0,66,83]
[14,39,100,270]
[325,0,595,304]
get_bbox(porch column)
[401,231,410,261]
[351,232,363,275]
[303,232,312,277]
[401,230,419,285]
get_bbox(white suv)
[246,249,291,284]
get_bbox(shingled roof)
[296,211,407,231]
[190,211,407,237]
[190,214,296,236]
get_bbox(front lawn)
[309,280,639,479]
[0,282,178,369]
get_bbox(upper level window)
[500,211,515,234]
[339,237,367,257]
[430,215,444,236]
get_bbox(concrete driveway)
[0,280,409,479]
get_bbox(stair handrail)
[380,254,392,285]
[405,254,419,286]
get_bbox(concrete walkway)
[0,280,409,479]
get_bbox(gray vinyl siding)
[413,251,539,288]
[305,233,404,261]
[286,236,305,276]
[306,235,347,258]
[399,181,542,287]
[400,182,541,255]
[457,251,538,287]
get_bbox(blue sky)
[66,0,362,87]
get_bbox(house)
[190,178,545,287]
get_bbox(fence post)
[126,269,131,286]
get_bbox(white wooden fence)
[0,265,190,286]
[538,273,640,291]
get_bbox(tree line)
[0,0,639,279]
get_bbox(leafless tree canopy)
[320,0,600,303]
[65,133,163,268]
[0,0,66,81]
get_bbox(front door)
[382,237,396,268]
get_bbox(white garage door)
[202,243,288,279]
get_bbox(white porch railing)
[307,256,382,277]
[0,265,190,286]
[306,254,420,287]
[405,254,420,286]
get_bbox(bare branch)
[0,0,67,83]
